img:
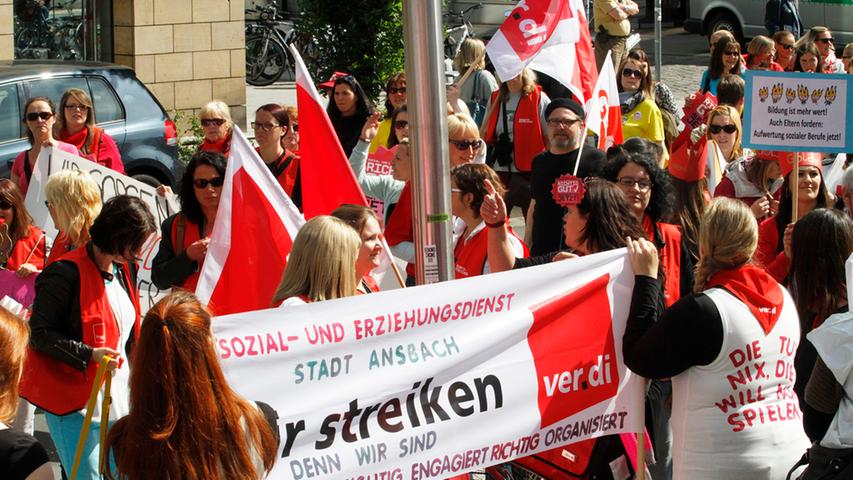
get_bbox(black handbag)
[487,99,514,168]
[787,442,853,480]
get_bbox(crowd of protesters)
[1,17,853,480]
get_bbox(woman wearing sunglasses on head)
[618,49,668,163]
[151,151,226,291]
[55,88,124,174]
[197,100,233,156]
[253,104,301,210]
[11,97,80,195]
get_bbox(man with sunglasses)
[527,99,605,256]
[765,0,802,39]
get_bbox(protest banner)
[213,248,645,480]
[743,70,852,153]
[23,147,180,312]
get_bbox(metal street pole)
[402,0,454,285]
[654,0,662,82]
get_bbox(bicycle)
[245,4,294,86]
[443,3,482,61]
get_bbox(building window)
[13,0,112,62]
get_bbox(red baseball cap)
[317,71,352,90]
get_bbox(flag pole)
[454,51,486,90]
[792,152,799,222]
[380,239,407,288]
[572,129,589,177]
[637,431,646,480]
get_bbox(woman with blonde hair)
[797,26,843,73]
[0,307,54,479]
[43,169,102,265]
[448,112,485,167]
[332,204,383,294]
[105,291,278,479]
[272,216,360,306]
[705,105,744,163]
[198,100,233,155]
[481,67,549,219]
[745,35,782,71]
[452,38,498,127]
[55,88,124,173]
[624,198,809,479]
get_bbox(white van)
[683,0,852,45]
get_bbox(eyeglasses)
[251,121,280,132]
[450,139,483,150]
[724,50,740,57]
[201,118,226,127]
[43,201,51,209]
[547,118,580,128]
[26,111,53,122]
[708,124,738,134]
[616,177,652,191]
[394,120,409,130]
[817,38,834,44]
[388,87,406,95]
[291,123,298,132]
[622,68,643,79]
[779,43,795,50]
[193,177,225,189]
[0,201,12,210]
[64,104,87,111]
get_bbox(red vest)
[170,214,203,291]
[20,247,141,415]
[46,232,73,266]
[6,226,45,271]
[483,86,545,172]
[357,275,380,294]
[384,182,414,277]
[454,225,528,279]
[644,216,683,307]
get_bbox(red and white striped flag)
[195,128,305,315]
[289,44,368,219]
[486,0,598,103]
[584,50,623,150]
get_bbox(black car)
[0,60,182,187]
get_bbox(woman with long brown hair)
[105,291,277,479]
[0,179,45,278]
[54,88,124,173]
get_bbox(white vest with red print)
[670,287,809,480]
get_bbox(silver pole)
[654,0,662,82]
[402,0,454,284]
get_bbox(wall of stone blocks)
[0,0,13,60]
[113,0,246,134]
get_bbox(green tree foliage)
[295,0,405,104]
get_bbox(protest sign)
[213,249,645,480]
[743,70,852,153]
[364,146,397,220]
[24,147,180,312]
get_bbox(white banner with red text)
[213,248,645,480]
[23,147,180,312]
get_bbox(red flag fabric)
[486,0,597,103]
[584,50,622,150]
[669,135,708,182]
[289,45,368,219]
[195,128,305,316]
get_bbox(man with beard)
[526,98,605,256]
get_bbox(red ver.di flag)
[584,50,623,150]
[213,249,645,480]
[195,128,305,316]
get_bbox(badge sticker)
[551,174,586,207]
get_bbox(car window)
[87,76,124,123]
[25,76,90,109]
[0,84,21,143]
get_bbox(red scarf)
[201,134,231,155]
[707,264,784,334]
[384,182,412,247]
[60,127,99,157]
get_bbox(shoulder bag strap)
[174,214,187,256]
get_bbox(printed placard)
[213,249,644,480]
[743,70,852,153]
[551,174,586,207]
[364,146,397,220]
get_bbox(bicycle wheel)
[245,36,287,86]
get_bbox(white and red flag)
[289,44,369,219]
[195,128,305,316]
[584,50,623,150]
[486,0,598,103]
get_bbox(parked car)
[684,0,852,45]
[0,60,181,187]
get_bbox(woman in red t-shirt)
[0,179,45,277]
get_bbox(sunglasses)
[201,118,226,127]
[779,43,795,50]
[724,50,740,57]
[64,104,88,111]
[622,68,643,79]
[0,201,12,210]
[193,177,224,189]
[388,87,406,95]
[251,121,280,132]
[817,38,834,44]
[394,120,409,130]
[709,124,738,134]
[450,139,483,150]
[26,111,53,121]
